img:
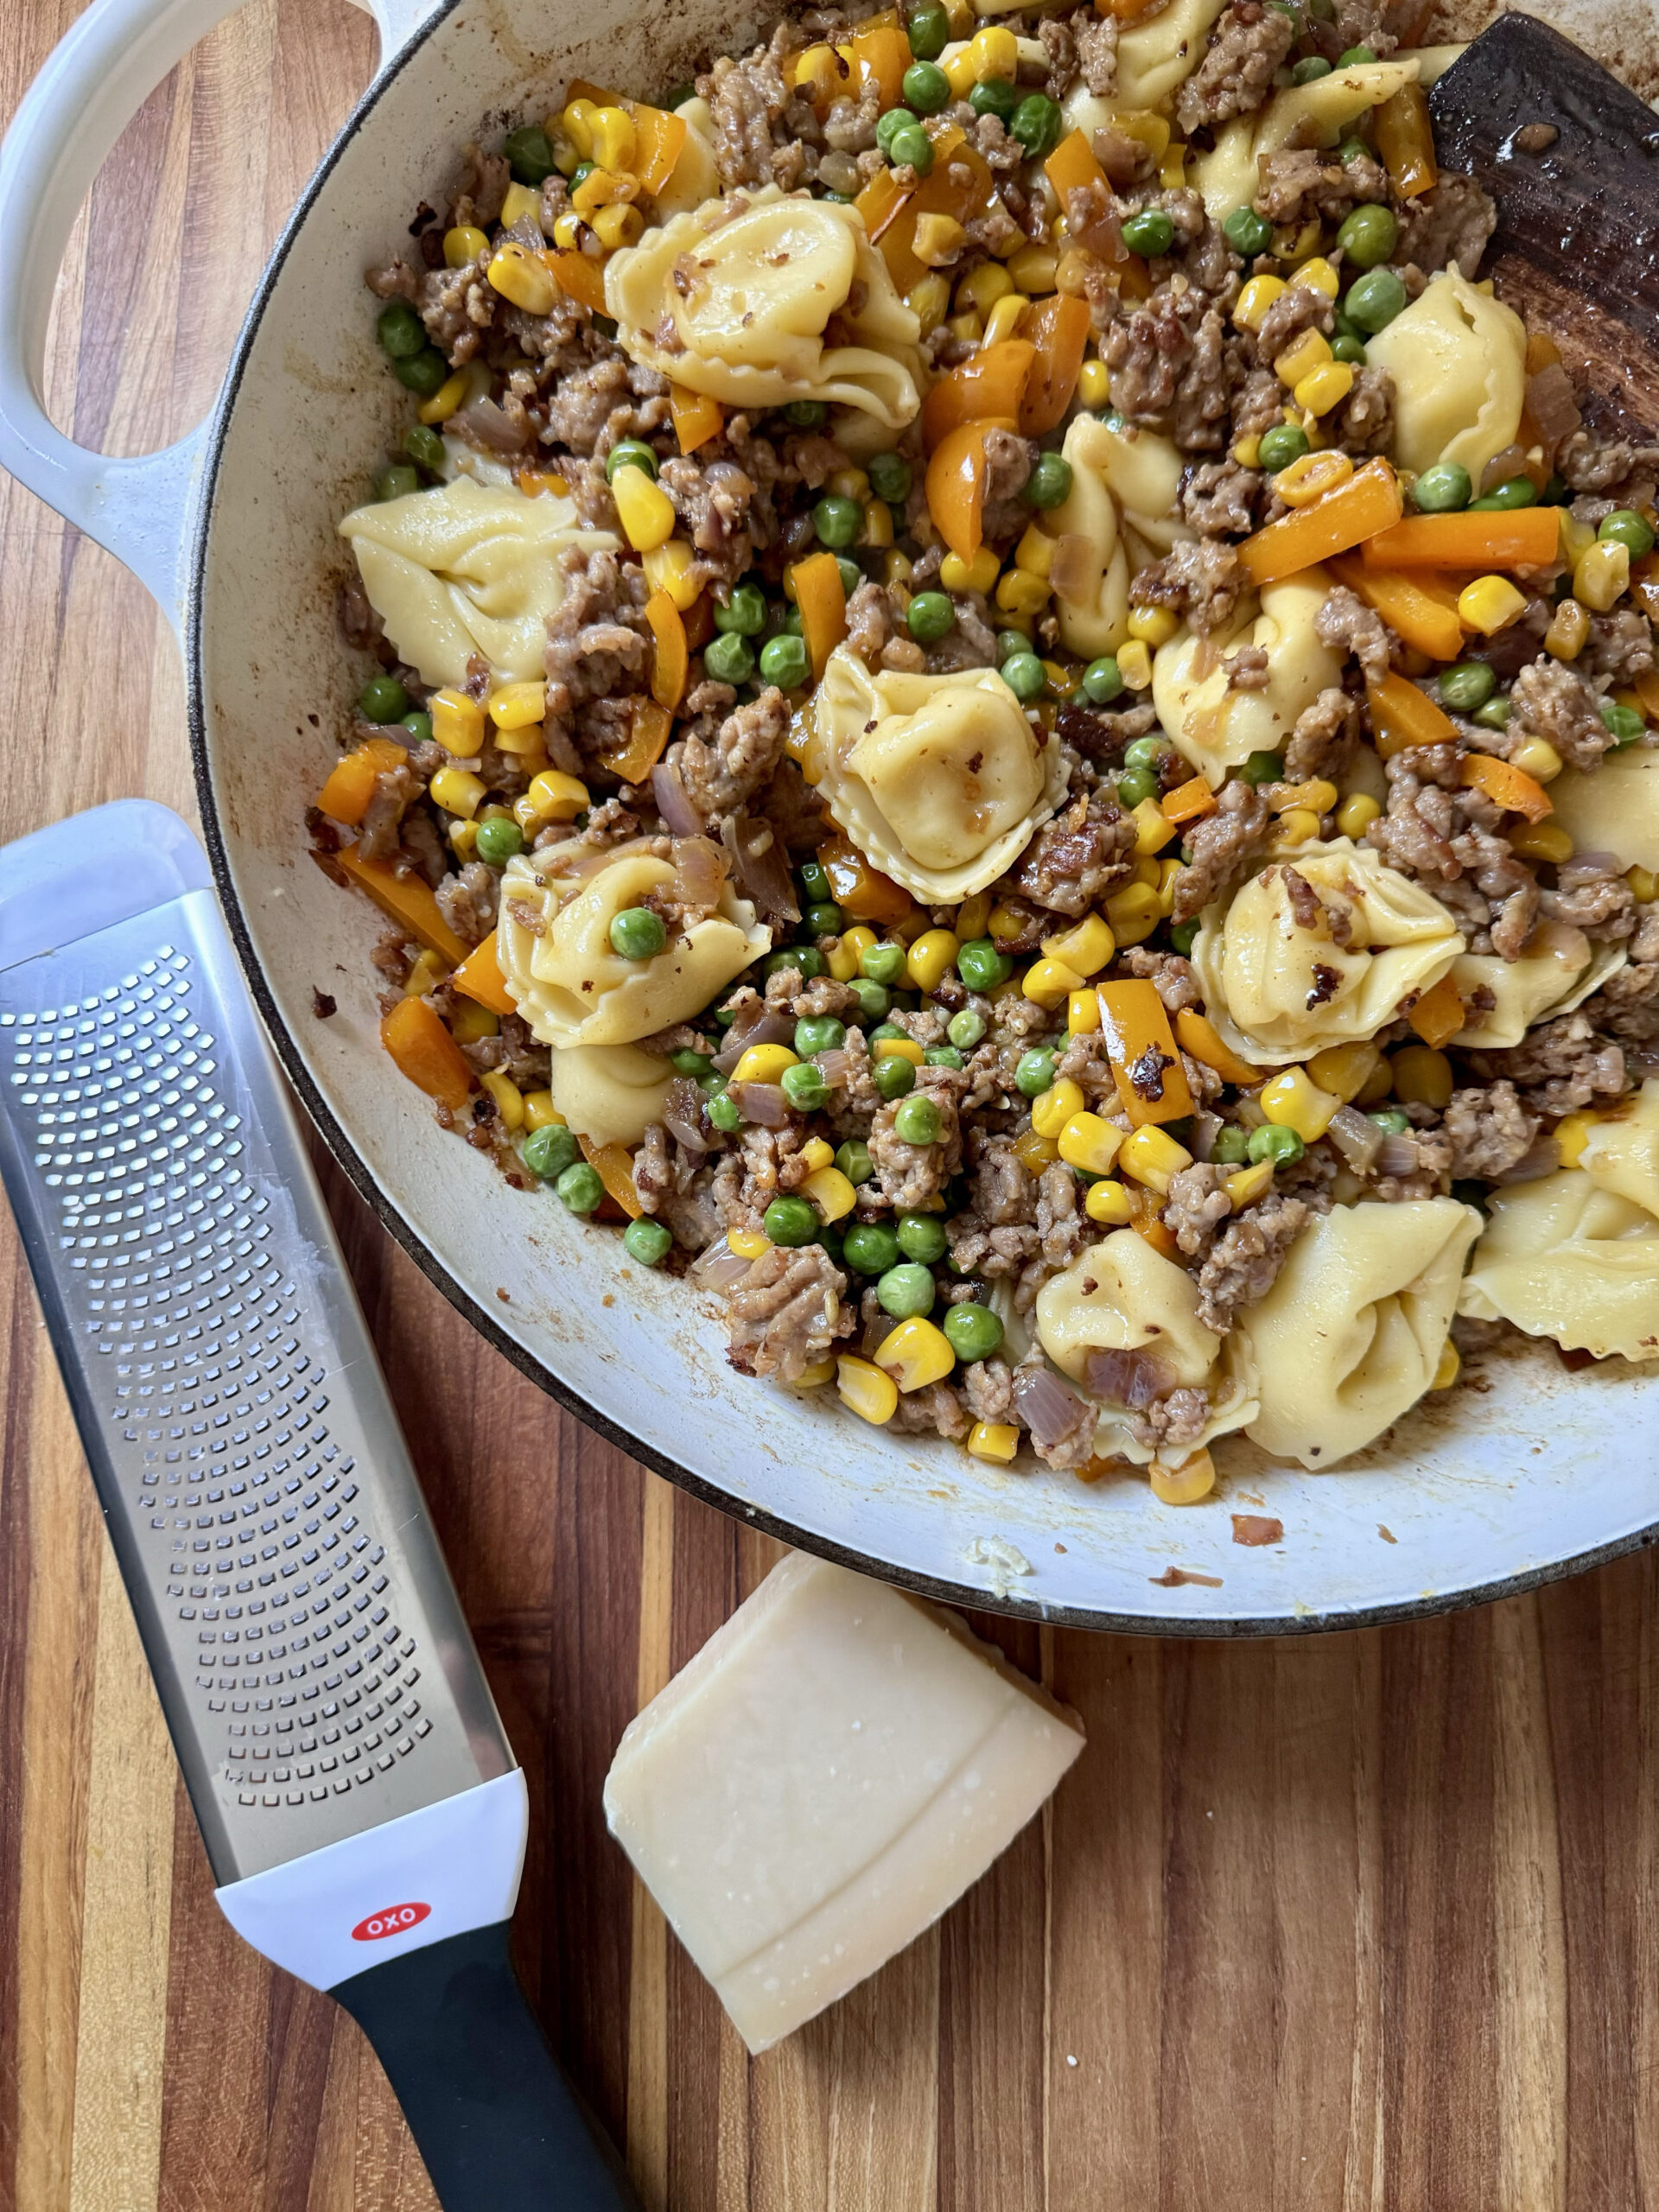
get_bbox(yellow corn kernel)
[940,545,1001,595]
[727,1226,771,1261]
[1014,524,1054,581]
[561,97,599,156]
[995,567,1051,617]
[1067,987,1102,1035]
[861,497,894,550]
[1628,866,1659,904]
[943,45,979,97]
[488,680,546,729]
[1270,776,1338,817]
[968,22,1019,79]
[611,464,677,553]
[523,1088,563,1131]
[448,818,479,857]
[1120,1124,1193,1193]
[1260,1065,1341,1141]
[838,923,878,969]
[571,165,631,216]
[588,104,636,171]
[874,1037,926,1067]
[957,260,1014,315]
[429,766,486,819]
[499,181,543,229]
[796,1138,834,1177]
[1276,807,1321,845]
[982,290,1029,347]
[430,687,485,754]
[1155,855,1182,917]
[912,211,969,270]
[1307,1041,1382,1103]
[514,768,589,830]
[1013,1126,1060,1173]
[1457,573,1529,637]
[967,1421,1020,1463]
[448,995,497,1043]
[1575,538,1630,613]
[1084,1178,1134,1226]
[1233,432,1262,470]
[1127,604,1179,647]
[1554,1110,1597,1166]
[1042,913,1114,976]
[1007,243,1060,296]
[551,208,585,250]
[1543,596,1589,661]
[1508,820,1574,864]
[1128,854,1161,891]
[403,946,448,998]
[825,467,870,505]
[1044,658,1079,701]
[487,242,558,315]
[802,1165,858,1224]
[730,1041,798,1085]
[1126,799,1172,860]
[1103,880,1160,945]
[1285,253,1337,298]
[1077,357,1111,410]
[1058,1111,1123,1177]
[1234,273,1286,333]
[1431,1339,1460,1391]
[1032,1077,1087,1141]
[418,367,470,424]
[1275,448,1353,509]
[987,901,1027,945]
[1159,141,1187,188]
[1116,639,1153,690]
[1294,359,1356,417]
[1224,1159,1274,1208]
[641,537,701,612]
[1390,1043,1453,1109]
[796,1357,838,1388]
[480,1070,525,1130]
[907,270,953,336]
[1508,734,1563,784]
[592,201,643,251]
[875,1314,957,1393]
[903,928,959,993]
[1336,791,1382,839]
[1559,512,1596,567]
[1022,957,1085,1010]
[955,892,991,944]
[1274,328,1332,387]
[444,223,489,267]
[885,550,916,594]
[1149,1447,1216,1506]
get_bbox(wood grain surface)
[3,3,1659,2207]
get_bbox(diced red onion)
[862,1309,896,1358]
[1326,1103,1384,1172]
[721,811,798,926]
[652,760,703,837]
[1012,1363,1090,1447]
[1375,1133,1419,1179]
[1082,1345,1176,1408]
[1526,362,1582,460]
[690,1238,751,1291]
[812,1046,850,1088]
[1191,634,1222,683]
[452,396,531,454]
[1047,532,1096,602]
[1190,1109,1222,1162]
[1497,1133,1562,1183]
[671,834,728,912]
[662,1077,712,1153]
[713,1003,791,1074]
[727,1079,790,1126]
[1569,850,1621,876]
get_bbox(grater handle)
[333,1923,641,2211]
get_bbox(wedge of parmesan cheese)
[603,1553,1084,2052]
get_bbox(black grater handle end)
[332,1923,640,2211]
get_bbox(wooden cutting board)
[5,4,1659,2206]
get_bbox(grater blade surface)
[0,804,513,1885]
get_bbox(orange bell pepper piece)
[670,383,724,456]
[597,697,673,785]
[1130,1211,1184,1262]
[1020,295,1092,437]
[1366,671,1459,759]
[1364,507,1561,571]
[578,1135,645,1217]
[790,550,849,681]
[631,102,688,194]
[1240,458,1403,586]
[683,591,715,654]
[337,849,469,966]
[1374,83,1437,200]
[925,417,1016,564]
[1096,979,1195,1127]
[1634,664,1659,721]
[1159,775,1218,827]
[316,735,408,827]
[548,249,607,315]
[876,127,994,296]
[1408,971,1465,1050]
[1326,553,1465,663]
[645,588,689,709]
[854,164,912,245]
[565,76,621,105]
[849,19,910,108]
[1458,753,1554,823]
[921,340,1034,451]
[818,832,913,924]
[1173,1009,1264,1089]
[379,995,474,1112]
[1043,133,1123,264]
[451,930,517,1018]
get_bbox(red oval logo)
[351,1901,431,1942]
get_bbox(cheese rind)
[603,1554,1084,2052]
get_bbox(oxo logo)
[351,1901,431,1942]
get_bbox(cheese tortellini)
[1543,742,1659,875]
[1153,569,1342,785]
[650,94,720,219]
[1364,269,1528,483]
[605,187,923,429]
[1034,1230,1258,1464]
[496,841,769,1049]
[1048,416,1190,658]
[1582,1082,1659,1218]
[1239,1198,1484,1467]
[1191,839,1465,1064]
[340,476,618,687]
[546,1042,675,1146]
[1111,0,1229,110]
[1450,925,1627,1051]
[1194,59,1422,223]
[805,646,1068,901]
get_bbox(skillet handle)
[0,0,446,639]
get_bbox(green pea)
[1333,308,1363,340]
[605,439,658,484]
[1238,749,1283,785]
[957,938,1013,991]
[795,1016,847,1056]
[763,944,824,979]
[671,1047,715,1076]
[860,941,907,985]
[358,674,410,724]
[1336,136,1369,166]
[948,1008,987,1049]
[400,709,433,745]
[404,423,448,474]
[664,80,697,109]
[868,1021,908,1044]
[1331,334,1368,365]
[813,493,864,550]
[798,858,831,904]
[1023,451,1074,510]
[849,976,891,1021]
[1210,1123,1252,1166]
[1436,662,1496,714]
[896,1211,949,1263]
[1599,509,1656,557]
[1541,474,1571,506]
[969,76,1018,122]
[1335,201,1398,270]
[624,1216,675,1268]
[888,123,935,175]
[393,347,449,396]
[1368,1108,1411,1135]
[702,630,756,684]
[907,589,956,643]
[1121,207,1175,258]
[820,190,857,204]
[1258,422,1311,474]
[1116,766,1158,810]
[1224,207,1274,257]
[1010,93,1061,160]
[861,449,908,506]
[1344,267,1407,334]
[781,1060,830,1111]
[715,582,767,635]
[804,902,843,937]
[707,1090,742,1133]
[1123,732,1170,771]
[844,1220,900,1274]
[1072,656,1122,707]
[1472,696,1512,732]
[1412,461,1472,513]
[893,1094,942,1145]
[876,1261,936,1317]
[569,161,596,188]
[874,1054,916,1101]
[523,1124,580,1181]
[943,1302,1003,1361]
[1247,1122,1305,1166]
[908,0,950,54]
[925,1044,964,1069]
[1601,700,1647,747]
[1002,652,1047,702]
[835,554,863,598]
[876,106,919,156]
[555,1160,605,1213]
[1469,476,1537,512]
[1292,54,1332,82]
[1169,917,1200,955]
[995,629,1029,665]
[1338,41,1377,62]
[376,300,426,359]
[903,60,950,111]
[474,816,524,867]
[505,124,556,184]
[779,604,805,635]
[373,462,421,502]
[783,398,828,427]
[759,632,810,688]
[837,1141,874,1188]
[765,1196,821,1247]
[609,906,667,960]
[1015,1047,1056,1097]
